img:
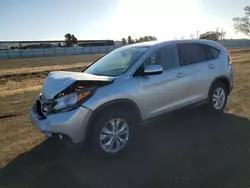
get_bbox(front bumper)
[29,105,92,143]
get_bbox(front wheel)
[91,108,136,156]
[208,82,228,113]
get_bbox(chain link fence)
[0,45,123,60]
[0,40,123,60]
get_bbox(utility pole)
[196,30,199,39]
[221,28,224,40]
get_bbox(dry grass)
[0,54,104,167]
[0,63,89,76]
[0,114,45,166]
[0,77,43,95]
[0,54,103,76]
[0,54,103,70]
[226,53,250,117]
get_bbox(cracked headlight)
[52,90,93,113]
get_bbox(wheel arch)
[84,99,142,141]
[209,76,230,95]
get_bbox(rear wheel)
[208,82,228,113]
[91,108,137,156]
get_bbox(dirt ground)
[1,50,250,188]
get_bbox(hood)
[41,71,114,99]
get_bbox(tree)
[64,33,78,47]
[233,6,250,37]
[72,35,78,45]
[147,36,157,41]
[127,36,132,44]
[122,35,157,44]
[65,33,72,47]
[199,31,220,41]
[136,36,157,43]
[214,28,226,40]
[121,38,127,44]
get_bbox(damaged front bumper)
[29,105,92,143]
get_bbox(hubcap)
[212,87,226,110]
[99,118,129,153]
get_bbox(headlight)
[53,93,78,111]
[52,90,93,113]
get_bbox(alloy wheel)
[99,118,129,153]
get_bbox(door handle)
[209,64,215,69]
[177,72,185,77]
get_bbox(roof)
[125,39,222,49]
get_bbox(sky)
[0,0,249,41]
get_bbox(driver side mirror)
[144,65,163,75]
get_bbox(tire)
[91,107,137,156]
[207,81,228,113]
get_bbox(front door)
[135,44,191,119]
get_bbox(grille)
[35,100,46,119]
[37,94,56,114]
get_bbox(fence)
[1,39,250,60]
[0,45,122,60]
[219,40,250,47]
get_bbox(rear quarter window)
[203,45,221,60]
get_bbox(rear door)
[177,43,214,102]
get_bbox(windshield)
[84,46,149,76]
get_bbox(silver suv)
[29,40,233,155]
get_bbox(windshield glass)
[84,46,149,76]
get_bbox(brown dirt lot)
[0,50,250,187]
[0,54,103,70]
[0,54,103,76]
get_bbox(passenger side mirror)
[144,65,163,75]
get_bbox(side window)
[203,45,221,60]
[142,45,179,70]
[177,43,209,66]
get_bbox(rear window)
[203,45,221,60]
